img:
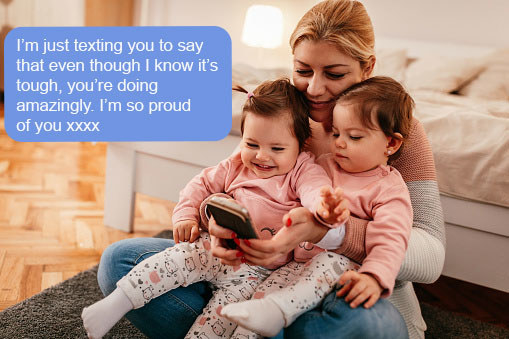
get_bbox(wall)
[85,0,133,26]
[134,0,509,69]
[0,0,85,92]
[134,0,320,69]
[1,0,84,26]
[360,0,509,47]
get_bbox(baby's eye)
[332,133,340,138]
[246,142,258,148]
[272,147,285,151]
[350,136,362,140]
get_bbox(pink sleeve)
[293,154,335,226]
[171,157,234,225]
[358,184,413,297]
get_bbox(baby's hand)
[173,220,200,244]
[336,271,383,309]
[316,186,350,225]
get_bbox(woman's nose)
[307,75,326,97]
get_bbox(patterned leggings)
[117,232,356,338]
[117,232,272,338]
[231,251,357,339]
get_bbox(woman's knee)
[97,237,174,296]
[324,294,408,339]
[97,239,131,296]
[287,292,408,339]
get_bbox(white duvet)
[411,90,509,208]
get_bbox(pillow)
[459,49,509,101]
[372,48,408,83]
[404,56,484,93]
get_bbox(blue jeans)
[97,238,408,339]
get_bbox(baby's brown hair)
[233,78,310,151]
[337,76,414,162]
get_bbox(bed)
[103,39,509,293]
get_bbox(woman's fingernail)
[233,237,240,246]
[241,257,247,264]
[231,232,237,238]
[286,217,292,227]
[244,239,251,246]
[236,251,243,257]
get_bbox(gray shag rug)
[1,230,508,339]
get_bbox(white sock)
[221,297,285,337]
[81,287,134,339]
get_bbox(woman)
[97,1,445,338]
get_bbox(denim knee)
[97,237,174,297]
[97,239,129,296]
[286,291,408,339]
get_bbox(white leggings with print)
[230,251,357,339]
[117,232,273,338]
[117,232,356,338]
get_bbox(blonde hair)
[290,0,375,68]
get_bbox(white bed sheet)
[411,90,509,207]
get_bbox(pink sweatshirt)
[294,154,413,296]
[172,151,333,268]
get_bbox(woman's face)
[292,40,372,122]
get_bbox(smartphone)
[206,196,258,249]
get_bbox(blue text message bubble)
[4,26,232,141]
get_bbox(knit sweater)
[310,118,445,339]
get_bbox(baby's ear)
[386,133,403,155]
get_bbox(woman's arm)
[392,119,445,283]
[396,181,445,283]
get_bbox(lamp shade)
[241,5,283,49]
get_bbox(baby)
[221,76,414,338]
[81,78,349,339]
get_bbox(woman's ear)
[386,132,403,156]
[362,55,376,80]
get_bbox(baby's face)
[331,103,390,173]
[241,111,300,179]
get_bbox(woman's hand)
[336,271,383,309]
[236,207,329,267]
[208,216,243,266]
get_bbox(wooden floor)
[0,103,175,312]
[415,276,509,329]
[0,102,508,330]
